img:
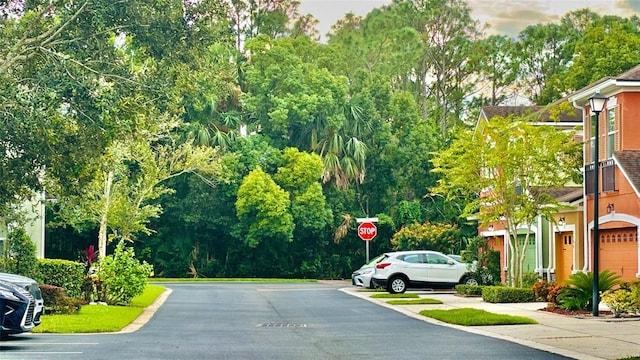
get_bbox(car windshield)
[448,254,462,262]
[361,254,386,268]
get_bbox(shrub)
[557,270,621,311]
[97,240,154,305]
[461,237,501,285]
[531,280,554,302]
[600,289,638,317]
[522,272,541,288]
[38,259,84,298]
[455,284,483,296]
[547,283,566,304]
[466,265,497,286]
[40,284,83,314]
[482,286,534,303]
[390,222,459,253]
[0,227,40,280]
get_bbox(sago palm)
[558,270,621,311]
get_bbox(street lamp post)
[589,92,607,317]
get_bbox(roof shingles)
[615,151,640,195]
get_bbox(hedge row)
[481,286,535,303]
[38,259,84,298]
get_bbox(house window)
[607,107,616,158]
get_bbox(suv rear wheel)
[387,276,407,294]
[461,276,479,286]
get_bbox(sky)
[298,0,640,38]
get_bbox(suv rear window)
[397,254,425,263]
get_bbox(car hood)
[0,272,38,288]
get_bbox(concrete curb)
[118,288,173,334]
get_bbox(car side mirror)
[448,260,454,265]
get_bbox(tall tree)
[56,136,221,258]
[391,0,483,135]
[472,35,518,106]
[565,17,640,91]
[228,0,304,51]
[236,167,294,249]
[243,35,369,188]
[430,112,582,287]
[514,22,579,105]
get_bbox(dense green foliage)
[3,0,639,280]
[390,222,460,253]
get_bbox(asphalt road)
[0,282,573,360]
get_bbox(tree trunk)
[98,171,113,258]
[507,229,517,287]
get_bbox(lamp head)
[589,92,607,113]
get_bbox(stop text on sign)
[357,222,377,241]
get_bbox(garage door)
[599,228,638,281]
[507,234,536,273]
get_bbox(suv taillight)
[376,263,391,269]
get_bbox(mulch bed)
[539,306,613,317]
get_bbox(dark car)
[0,279,37,336]
[0,272,44,325]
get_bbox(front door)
[555,232,573,284]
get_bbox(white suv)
[371,250,478,293]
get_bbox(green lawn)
[33,284,166,333]
[387,298,443,305]
[419,308,538,326]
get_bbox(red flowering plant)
[80,245,103,302]
[81,245,98,274]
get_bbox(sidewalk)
[340,287,640,360]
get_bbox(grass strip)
[387,298,443,305]
[419,308,538,326]
[370,293,420,299]
[34,284,166,334]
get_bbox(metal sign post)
[356,218,378,263]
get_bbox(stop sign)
[358,222,377,241]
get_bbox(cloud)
[616,0,640,13]
[488,9,559,37]
[299,0,640,40]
